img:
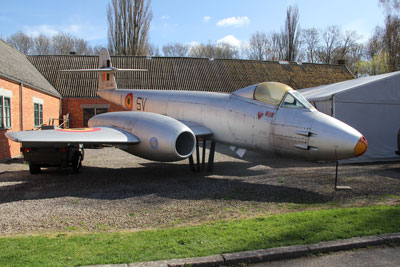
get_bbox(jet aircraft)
[6,49,368,172]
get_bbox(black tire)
[29,164,41,174]
[72,152,82,173]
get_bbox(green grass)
[0,205,399,267]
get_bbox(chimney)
[337,59,346,65]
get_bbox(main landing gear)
[188,137,216,172]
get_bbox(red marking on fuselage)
[266,111,274,118]
[125,92,133,110]
[257,112,264,119]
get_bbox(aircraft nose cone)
[307,111,367,161]
[354,136,368,157]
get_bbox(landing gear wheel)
[72,152,82,173]
[29,164,41,174]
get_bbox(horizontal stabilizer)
[5,126,140,145]
[59,67,148,73]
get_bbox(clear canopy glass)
[281,91,313,109]
[254,82,292,106]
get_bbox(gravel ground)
[0,145,399,236]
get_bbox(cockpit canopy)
[232,81,313,109]
[254,82,292,105]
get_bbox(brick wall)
[0,78,60,161]
[62,98,125,128]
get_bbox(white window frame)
[0,88,12,129]
[33,97,44,128]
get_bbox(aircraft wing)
[179,120,213,137]
[5,126,139,145]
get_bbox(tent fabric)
[299,71,400,163]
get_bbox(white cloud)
[161,15,170,20]
[203,16,211,23]
[216,16,250,27]
[187,41,200,47]
[24,24,84,38]
[24,24,59,37]
[62,24,83,34]
[217,35,242,47]
[22,23,106,41]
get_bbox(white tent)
[299,71,400,163]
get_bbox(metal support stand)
[208,141,216,172]
[188,138,216,173]
[196,137,200,172]
[334,160,352,191]
[334,161,338,189]
[202,139,206,170]
[189,155,195,172]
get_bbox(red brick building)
[0,39,61,161]
[28,55,354,129]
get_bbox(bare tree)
[348,43,364,67]
[278,32,288,60]
[379,0,400,13]
[74,38,91,55]
[334,30,360,62]
[107,0,152,55]
[214,43,239,59]
[92,45,107,55]
[32,34,51,55]
[246,32,269,60]
[382,14,400,71]
[366,28,384,60]
[189,42,239,59]
[7,31,33,54]
[189,42,214,58]
[302,28,320,63]
[147,43,160,56]
[162,43,189,57]
[317,25,342,64]
[283,5,301,61]
[269,32,283,60]
[52,33,75,54]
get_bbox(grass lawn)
[0,205,399,267]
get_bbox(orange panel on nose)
[354,136,368,157]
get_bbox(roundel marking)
[56,128,101,133]
[125,92,133,110]
[149,137,159,150]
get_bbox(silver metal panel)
[89,111,196,161]
[5,126,139,144]
[179,120,212,137]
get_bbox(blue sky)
[0,0,384,49]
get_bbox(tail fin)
[98,49,116,90]
[59,48,147,91]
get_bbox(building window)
[83,107,108,127]
[34,103,43,127]
[0,96,11,129]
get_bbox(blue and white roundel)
[149,137,159,150]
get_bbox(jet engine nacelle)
[89,112,196,162]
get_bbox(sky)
[0,0,385,51]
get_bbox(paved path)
[251,245,400,267]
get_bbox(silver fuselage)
[97,88,365,161]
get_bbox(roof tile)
[0,39,61,98]
[27,55,354,98]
